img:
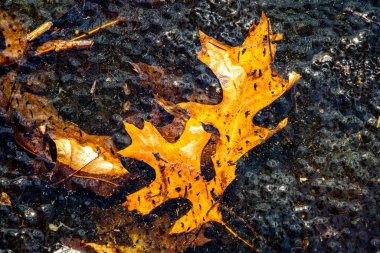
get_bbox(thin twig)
[344,8,380,27]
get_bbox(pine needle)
[69,17,125,42]
[221,221,259,252]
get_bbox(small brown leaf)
[0,192,11,206]
[1,72,130,197]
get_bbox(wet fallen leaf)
[0,72,130,197]
[0,192,11,206]
[119,118,220,234]
[0,10,128,196]
[86,208,212,253]
[0,9,28,66]
[130,62,189,105]
[0,9,122,66]
[171,14,300,191]
[119,12,300,237]
[1,10,301,252]
[130,62,220,105]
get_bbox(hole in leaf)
[0,31,5,51]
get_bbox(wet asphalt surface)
[0,0,379,252]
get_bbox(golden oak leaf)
[160,12,301,193]
[119,118,226,234]
[120,12,300,236]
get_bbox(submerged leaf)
[86,208,212,253]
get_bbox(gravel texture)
[0,0,379,252]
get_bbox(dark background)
[0,0,379,252]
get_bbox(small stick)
[34,18,124,56]
[26,21,53,41]
[344,8,380,27]
[34,40,94,56]
[69,17,125,42]
[90,80,97,95]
